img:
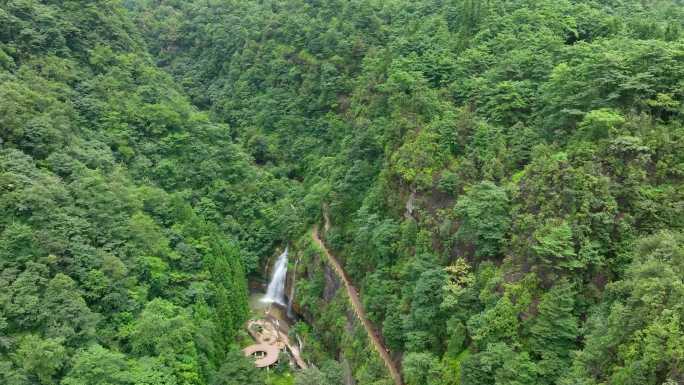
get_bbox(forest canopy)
[2,1,684,385]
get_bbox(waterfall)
[261,247,288,305]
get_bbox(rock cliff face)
[323,263,342,302]
[289,249,343,324]
[288,232,401,384]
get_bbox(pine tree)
[529,280,579,383]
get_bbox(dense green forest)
[2,0,684,385]
[0,1,301,384]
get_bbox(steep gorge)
[2,1,684,385]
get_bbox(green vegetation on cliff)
[0,1,299,384]
[133,0,684,384]
[2,1,684,385]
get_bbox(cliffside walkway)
[311,225,404,385]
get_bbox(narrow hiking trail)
[311,224,404,385]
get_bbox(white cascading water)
[261,247,288,306]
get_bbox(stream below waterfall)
[249,290,291,332]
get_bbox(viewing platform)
[243,343,280,368]
[243,316,307,369]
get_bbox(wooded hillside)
[2,1,683,385]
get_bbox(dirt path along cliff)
[311,226,404,385]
